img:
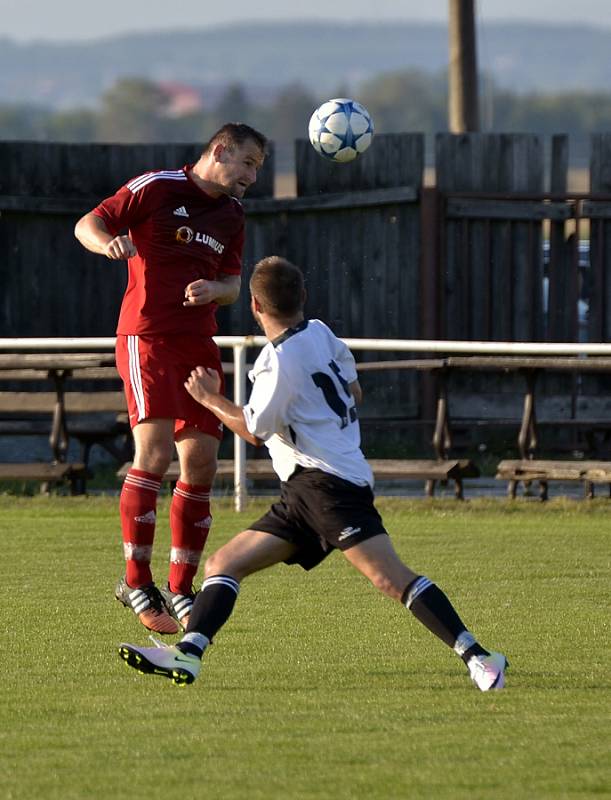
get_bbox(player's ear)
[212,143,226,162]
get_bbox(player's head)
[200,123,267,198]
[250,256,305,320]
[203,123,268,159]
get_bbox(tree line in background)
[2,69,611,165]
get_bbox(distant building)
[158,82,204,116]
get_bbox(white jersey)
[243,319,373,487]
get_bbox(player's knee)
[133,439,174,475]
[134,452,173,475]
[181,456,217,486]
[203,547,234,578]
[367,569,400,599]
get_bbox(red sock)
[168,481,212,594]
[119,468,162,588]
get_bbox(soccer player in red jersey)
[75,123,267,634]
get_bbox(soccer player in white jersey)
[119,256,507,691]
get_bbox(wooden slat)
[118,458,478,483]
[496,459,611,482]
[368,459,462,479]
[0,194,102,215]
[0,391,126,413]
[65,392,126,412]
[582,200,611,219]
[117,459,276,481]
[243,186,418,214]
[0,462,86,481]
[446,356,611,370]
[0,420,52,434]
[70,366,121,380]
[0,369,50,380]
[0,392,58,412]
[446,198,571,221]
[0,353,117,370]
[498,458,611,470]
[356,359,445,371]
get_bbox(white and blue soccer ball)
[308,98,374,163]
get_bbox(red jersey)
[93,165,245,336]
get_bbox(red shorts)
[115,333,225,440]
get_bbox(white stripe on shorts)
[127,335,146,421]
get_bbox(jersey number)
[311,360,357,429]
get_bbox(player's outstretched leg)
[402,576,508,691]
[343,534,507,691]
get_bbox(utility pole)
[448,0,480,132]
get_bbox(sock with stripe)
[402,575,489,664]
[168,481,212,595]
[119,468,162,588]
[177,574,240,657]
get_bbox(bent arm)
[200,392,262,447]
[185,367,263,447]
[74,211,136,259]
[213,273,241,306]
[183,273,241,307]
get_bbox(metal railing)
[3,336,611,510]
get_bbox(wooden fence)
[4,133,611,341]
[2,133,611,448]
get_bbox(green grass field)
[1,495,610,800]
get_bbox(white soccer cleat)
[468,652,507,691]
[118,640,201,686]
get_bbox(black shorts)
[249,467,388,571]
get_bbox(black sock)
[402,576,489,663]
[177,574,240,655]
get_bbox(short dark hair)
[250,256,304,317]
[203,123,268,156]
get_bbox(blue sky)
[1,0,610,41]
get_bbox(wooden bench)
[0,357,132,493]
[117,459,275,483]
[0,389,131,492]
[443,356,611,500]
[354,359,479,497]
[118,457,479,499]
[0,461,88,493]
[496,459,611,500]
[445,355,611,459]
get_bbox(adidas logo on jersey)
[173,206,189,217]
[134,510,156,524]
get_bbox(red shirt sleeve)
[91,180,151,237]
